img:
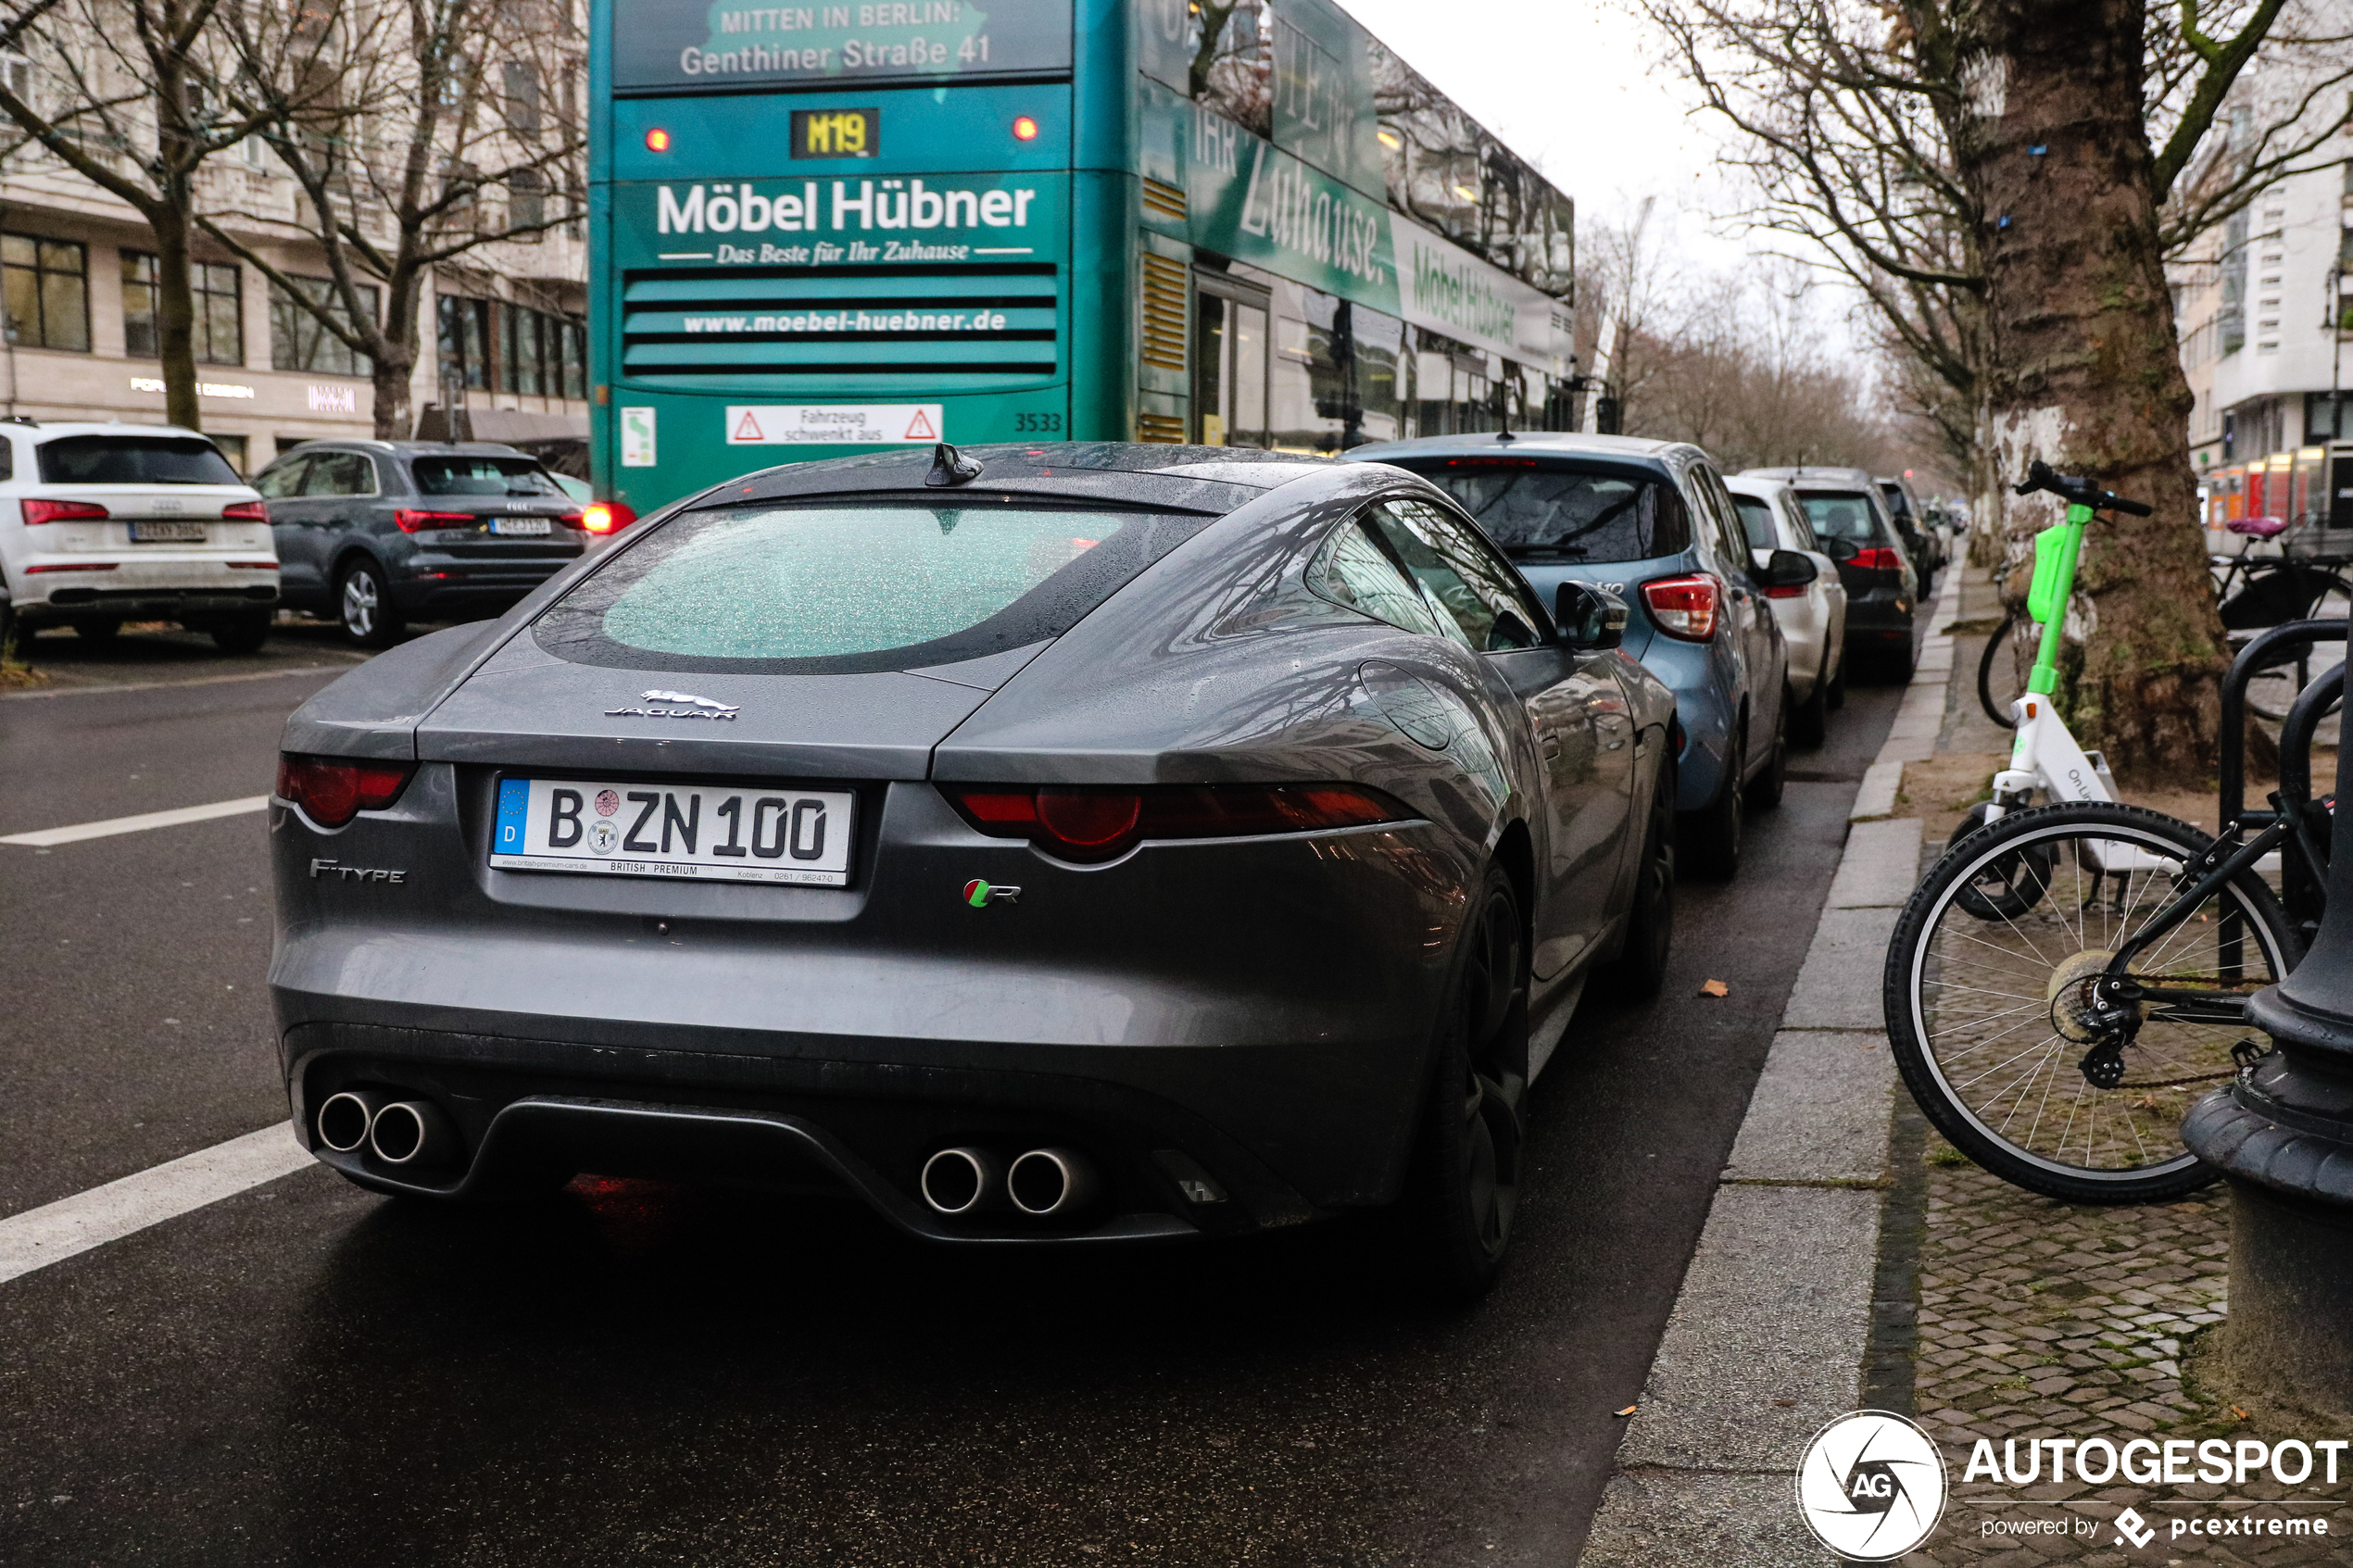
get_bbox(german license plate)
[491,516,552,536]
[129,520,207,542]
[489,777,853,886]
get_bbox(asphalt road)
[0,614,1914,1567]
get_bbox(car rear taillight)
[219,500,268,521]
[582,500,636,535]
[21,497,109,525]
[1848,546,1905,571]
[1765,583,1806,600]
[394,508,478,533]
[276,754,416,828]
[1643,574,1722,641]
[944,784,1407,864]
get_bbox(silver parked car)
[1726,474,1847,746]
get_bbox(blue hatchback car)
[1346,433,1803,877]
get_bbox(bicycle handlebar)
[2014,459,2155,517]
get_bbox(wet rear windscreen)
[535,503,1212,674]
[412,456,567,496]
[37,434,240,485]
[1733,497,1777,551]
[1405,459,1692,562]
[1795,491,1886,546]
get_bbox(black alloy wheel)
[337,558,404,648]
[1601,757,1677,999]
[1399,868,1529,1301]
[1683,733,1745,881]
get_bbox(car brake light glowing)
[219,499,268,521]
[21,497,109,525]
[276,754,416,828]
[1765,582,1806,600]
[582,500,636,535]
[1643,573,1721,641]
[393,508,479,533]
[1848,546,1905,571]
[944,784,1406,864]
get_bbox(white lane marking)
[0,795,269,847]
[0,1124,313,1285]
[0,660,361,701]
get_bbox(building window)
[488,299,585,399]
[502,61,542,138]
[2,234,88,351]
[438,294,491,391]
[211,433,248,475]
[270,275,377,376]
[510,168,547,234]
[121,252,242,364]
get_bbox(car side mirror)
[1756,548,1818,590]
[1822,536,1859,563]
[1554,581,1628,650]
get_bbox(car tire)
[1882,633,1917,684]
[1825,645,1847,710]
[1747,701,1788,809]
[337,558,403,648]
[1598,757,1676,1000]
[1394,867,1527,1302]
[208,610,271,655]
[1681,733,1744,881]
[1790,667,1829,747]
[76,618,121,644]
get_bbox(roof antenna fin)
[925,442,985,487]
[1495,394,1515,443]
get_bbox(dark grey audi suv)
[269,443,1677,1296]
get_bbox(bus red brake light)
[1643,574,1721,642]
[645,128,671,151]
[276,755,416,828]
[583,500,637,535]
[944,784,1405,864]
[1012,115,1038,141]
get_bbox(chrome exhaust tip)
[315,1090,379,1153]
[1007,1147,1100,1218]
[919,1147,1001,1215]
[367,1099,459,1168]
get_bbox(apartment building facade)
[0,84,588,474]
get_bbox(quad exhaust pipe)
[918,1145,1100,1219]
[314,1089,459,1169]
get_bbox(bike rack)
[2218,619,2347,943]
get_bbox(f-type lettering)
[623,792,662,853]
[661,792,701,855]
[549,788,585,848]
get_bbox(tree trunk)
[371,269,427,440]
[149,206,203,432]
[1951,0,2229,784]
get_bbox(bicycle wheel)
[2232,566,2353,721]
[1884,802,2295,1204]
[1975,613,2037,729]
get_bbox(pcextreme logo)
[1794,1411,1948,1560]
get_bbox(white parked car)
[0,420,276,654]
[1727,473,1847,745]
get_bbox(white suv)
[0,420,277,655]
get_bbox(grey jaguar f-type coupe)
[269,442,1676,1296]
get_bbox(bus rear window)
[533,502,1212,675]
[1411,462,1692,563]
[37,435,240,485]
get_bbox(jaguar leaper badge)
[605,689,741,721]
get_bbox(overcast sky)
[1332,0,1755,269]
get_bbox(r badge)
[963,879,1021,908]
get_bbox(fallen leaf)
[1615,1405,1638,1418]
[2232,1405,2251,1421]
[1699,979,1730,997]
[1773,1399,1797,1407]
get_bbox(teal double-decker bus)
[587,0,1577,514]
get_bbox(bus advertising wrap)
[610,0,1071,92]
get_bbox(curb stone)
[1579,569,1961,1564]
